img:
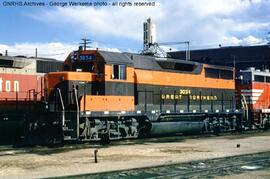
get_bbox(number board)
[79,54,95,61]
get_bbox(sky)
[0,0,269,60]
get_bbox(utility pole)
[233,55,236,68]
[35,48,38,58]
[186,41,190,60]
[267,32,270,44]
[80,38,91,50]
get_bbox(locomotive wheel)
[138,121,152,138]
[213,125,220,135]
[263,120,270,130]
[100,132,110,145]
[47,124,63,147]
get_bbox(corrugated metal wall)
[36,60,63,73]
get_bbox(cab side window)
[112,64,126,80]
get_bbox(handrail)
[73,87,80,138]
[241,94,249,124]
[0,89,43,102]
[57,88,65,127]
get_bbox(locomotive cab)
[46,49,135,113]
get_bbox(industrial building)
[169,45,270,70]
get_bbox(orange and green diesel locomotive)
[38,48,241,144]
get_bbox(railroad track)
[0,129,268,155]
[152,158,270,179]
[78,152,270,179]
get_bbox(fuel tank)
[150,121,204,136]
[149,113,205,136]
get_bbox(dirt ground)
[1,131,270,178]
